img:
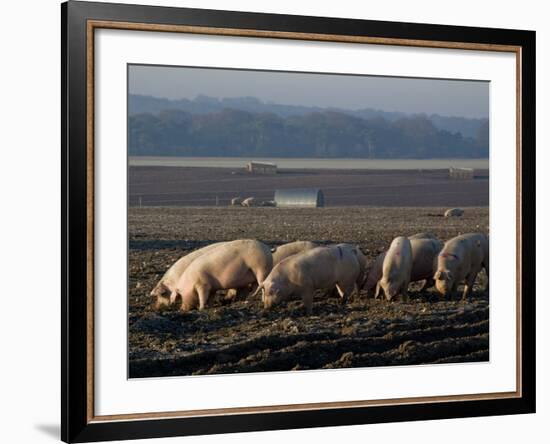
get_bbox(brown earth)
[128,166,489,207]
[128,206,489,378]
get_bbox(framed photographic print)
[61,1,536,442]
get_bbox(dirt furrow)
[129,319,488,377]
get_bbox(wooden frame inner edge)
[85,19,523,423]
[86,20,95,423]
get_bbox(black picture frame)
[62,1,536,442]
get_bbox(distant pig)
[230,197,243,206]
[150,242,226,309]
[434,233,489,300]
[257,245,360,315]
[241,197,256,207]
[171,239,273,311]
[444,208,464,217]
[271,241,318,265]
[375,236,413,302]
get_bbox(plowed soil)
[128,206,489,378]
[128,166,489,207]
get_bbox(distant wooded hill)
[128,94,489,159]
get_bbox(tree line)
[129,107,489,159]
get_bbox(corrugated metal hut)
[274,188,325,208]
[449,167,474,180]
[246,161,277,175]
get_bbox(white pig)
[444,208,464,217]
[171,239,273,311]
[258,245,360,315]
[364,233,438,298]
[375,236,413,302]
[241,197,256,207]
[150,242,226,309]
[434,233,489,300]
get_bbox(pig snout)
[385,285,399,301]
[263,291,277,310]
[435,280,451,296]
[434,270,453,296]
[151,283,172,309]
[380,278,399,301]
[154,295,171,310]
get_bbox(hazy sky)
[129,64,489,119]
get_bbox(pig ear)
[169,290,179,305]
[250,283,264,298]
[151,282,166,297]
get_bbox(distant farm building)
[274,188,325,208]
[246,161,277,175]
[449,167,475,180]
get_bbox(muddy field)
[129,206,489,378]
[128,166,489,207]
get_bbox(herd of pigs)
[150,232,489,316]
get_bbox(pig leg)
[335,282,355,304]
[442,283,458,301]
[356,274,364,291]
[328,287,340,299]
[347,282,361,298]
[374,281,384,300]
[461,284,471,301]
[196,283,212,310]
[335,283,345,303]
[366,287,376,299]
[337,281,356,305]
[301,290,315,316]
[451,283,459,301]
[400,281,410,303]
[461,272,478,301]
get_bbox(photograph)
[58,1,536,441]
[127,65,490,378]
